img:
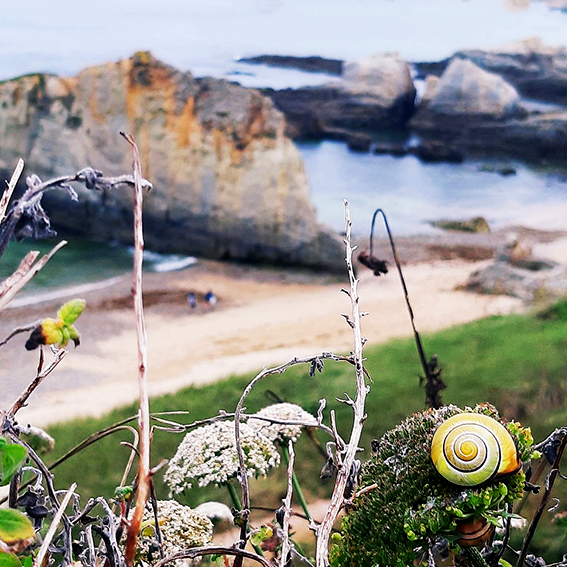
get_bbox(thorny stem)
[121,132,151,567]
[282,444,311,521]
[233,351,350,558]
[316,200,370,567]
[517,429,567,567]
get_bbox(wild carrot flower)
[249,403,317,444]
[164,421,279,493]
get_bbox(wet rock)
[430,217,490,234]
[373,142,408,156]
[237,55,343,75]
[346,133,372,152]
[410,142,464,163]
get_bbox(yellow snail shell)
[431,413,521,486]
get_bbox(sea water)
[0,0,566,291]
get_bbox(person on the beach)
[188,291,196,309]
[205,290,217,306]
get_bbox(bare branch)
[8,348,67,417]
[0,158,24,224]
[34,482,77,567]
[121,132,151,567]
[153,546,273,567]
[280,440,295,567]
[316,200,371,567]
[0,240,67,313]
[233,351,350,553]
[0,320,40,347]
[517,429,567,567]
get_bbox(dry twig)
[121,132,151,567]
[0,158,24,224]
[34,483,77,567]
[280,440,295,567]
[315,201,370,567]
[0,241,67,314]
[8,348,67,417]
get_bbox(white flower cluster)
[136,500,213,566]
[249,403,318,444]
[164,421,280,493]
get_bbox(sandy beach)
[0,240,537,428]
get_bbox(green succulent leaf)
[0,441,27,487]
[57,298,86,326]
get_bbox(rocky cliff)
[0,53,344,271]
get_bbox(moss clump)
[332,404,536,567]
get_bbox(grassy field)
[45,299,567,560]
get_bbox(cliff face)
[0,53,343,271]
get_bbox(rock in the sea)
[0,53,344,272]
[410,55,567,160]
[456,37,567,104]
[416,58,521,119]
[263,53,416,139]
[430,217,490,233]
[341,53,416,108]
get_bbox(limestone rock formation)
[0,53,344,271]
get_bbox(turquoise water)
[0,238,196,295]
[0,239,133,294]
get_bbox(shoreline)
[1,229,565,429]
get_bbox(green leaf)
[57,299,86,326]
[0,553,23,567]
[67,325,81,347]
[0,509,34,544]
[40,319,63,346]
[59,326,70,348]
[21,556,32,567]
[0,443,27,487]
[250,525,273,546]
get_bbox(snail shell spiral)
[431,413,521,486]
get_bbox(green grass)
[45,299,567,560]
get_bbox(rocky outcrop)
[263,53,416,139]
[413,58,522,124]
[238,55,342,75]
[455,38,567,104]
[465,234,567,301]
[0,53,344,271]
[411,56,567,160]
